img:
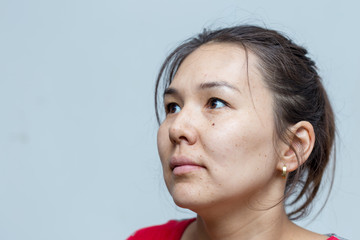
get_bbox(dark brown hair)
[154,25,335,220]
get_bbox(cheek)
[204,115,275,168]
[157,125,173,186]
[204,121,277,196]
[157,125,170,165]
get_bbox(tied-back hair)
[154,25,335,220]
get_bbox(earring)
[282,165,287,179]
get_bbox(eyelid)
[165,102,181,114]
[164,97,229,115]
[206,97,229,108]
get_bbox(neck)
[189,202,293,240]
[183,178,297,240]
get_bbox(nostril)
[169,125,196,145]
[169,134,177,144]
[169,127,186,144]
[179,136,188,141]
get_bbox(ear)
[277,121,315,173]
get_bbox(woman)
[128,25,346,240]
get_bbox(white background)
[0,0,359,239]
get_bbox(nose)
[168,107,198,145]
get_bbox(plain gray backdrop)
[0,0,359,239]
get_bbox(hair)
[154,25,335,220]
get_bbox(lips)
[169,156,205,175]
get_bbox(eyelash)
[207,97,229,109]
[165,97,229,114]
[166,102,181,114]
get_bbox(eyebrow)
[198,81,240,93]
[163,81,240,97]
[163,87,179,97]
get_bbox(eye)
[207,98,228,109]
[166,102,181,114]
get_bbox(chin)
[169,183,213,211]
[172,196,204,212]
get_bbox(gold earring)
[282,165,287,179]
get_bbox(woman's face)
[157,43,282,212]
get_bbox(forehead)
[170,42,263,91]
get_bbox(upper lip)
[169,156,204,170]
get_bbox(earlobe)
[277,121,315,173]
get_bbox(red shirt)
[127,218,340,240]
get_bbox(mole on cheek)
[212,123,215,126]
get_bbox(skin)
[157,43,326,240]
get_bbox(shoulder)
[127,218,196,240]
[325,234,349,240]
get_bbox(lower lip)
[172,165,204,175]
